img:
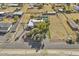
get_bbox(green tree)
[27,28,45,42]
[33,33,42,42]
[36,22,49,33]
[76,32,79,43]
[31,28,40,35]
[26,21,49,42]
[14,16,19,23]
[31,28,40,40]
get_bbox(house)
[43,11,57,15]
[28,3,35,9]
[6,11,23,18]
[6,12,13,18]
[27,20,34,27]
[7,3,19,7]
[74,6,79,11]
[27,19,44,28]
[0,23,12,33]
[12,11,23,17]
[67,19,79,30]
[0,12,5,19]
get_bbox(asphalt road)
[1,29,79,49]
[43,39,79,49]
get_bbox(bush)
[14,16,19,23]
[66,39,74,44]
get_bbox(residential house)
[0,23,12,33]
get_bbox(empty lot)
[49,13,77,42]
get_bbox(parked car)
[43,11,57,15]
[58,8,64,12]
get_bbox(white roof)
[28,19,44,27]
[30,19,44,23]
[48,11,56,14]
[27,20,34,27]
[13,11,23,15]
[0,12,5,14]
[7,4,19,6]
[58,8,63,11]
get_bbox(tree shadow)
[23,37,44,52]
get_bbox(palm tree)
[27,27,46,42]
[33,33,42,42]
[36,22,49,33]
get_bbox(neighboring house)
[12,11,23,17]
[28,3,43,9]
[43,11,56,15]
[0,23,12,33]
[31,19,44,23]
[6,12,13,18]
[0,12,5,19]
[0,3,23,8]
[28,3,35,9]
[67,19,79,30]
[74,6,79,11]
[7,3,19,7]
[6,11,23,18]
[0,4,7,9]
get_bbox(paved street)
[1,32,79,49]
[43,38,79,49]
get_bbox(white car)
[58,8,64,12]
[43,11,56,15]
[47,11,57,15]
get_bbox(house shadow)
[0,32,6,36]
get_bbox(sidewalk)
[0,49,79,56]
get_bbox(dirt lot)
[0,7,16,12]
[49,13,77,42]
[49,15,68,42]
